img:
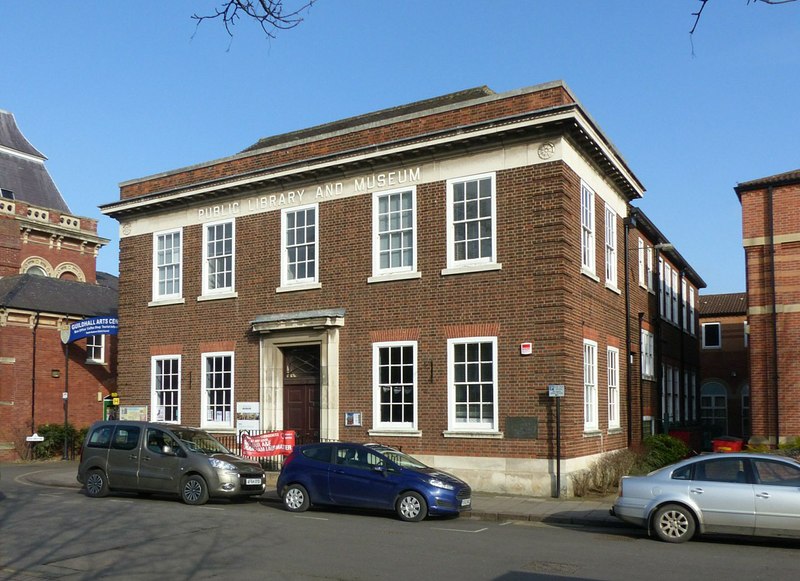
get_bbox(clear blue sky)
[3,1,798,293]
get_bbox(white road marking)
[432,526,488,534]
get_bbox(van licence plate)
[245,478,262,485]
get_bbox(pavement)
[5,460,625,529]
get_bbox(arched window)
[26,265,48,276]
[701,381,728,437]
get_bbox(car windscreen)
[171,429,231,455]
[371,446,428,469]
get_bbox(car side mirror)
[373,463,387,475]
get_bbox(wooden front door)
[282,346,321,445]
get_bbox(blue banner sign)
[61,316,119,344]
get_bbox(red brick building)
[698,293,750,442]
[101,82,704,494]
[736,170,800,446]
[0,109,117,460]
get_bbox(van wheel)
[396,491,427,522]
[283,483,310,512]
[85,469,109,498]
[181,475,209,505]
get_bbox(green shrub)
[636,434,689,473]
[31,423,84,459]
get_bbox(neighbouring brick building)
[698,293,750,443]
[736,170,800,446]
[101,82,704,495]
[0,109,117,460]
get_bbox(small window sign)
[345,412,362,427]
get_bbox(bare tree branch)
[193,0,316,39]
[691,0,797,37]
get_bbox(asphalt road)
[2,463,800,580]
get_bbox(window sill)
[86,360,106,366]
[197,291,238,302]
[441,262,502,277]
[276,282,322,293]
[200,425,235,433]
[583,429,602,438]
[608,427,623,435]
[368,429,422,438]
[148,297,186,307]
[443,430,503,439]
[581,267,599,282]
[605,283,621,295]
[367,271,422,284]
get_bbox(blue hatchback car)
[276,442,472,521]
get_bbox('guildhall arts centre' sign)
[61,316,119,344]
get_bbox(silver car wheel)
[285,488,304,509]
[397,491,427,522]
[283,484,310,512]
[653,504,696,543]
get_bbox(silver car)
[611,453,800,543]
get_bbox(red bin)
[712,437,743,453]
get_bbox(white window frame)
[646,246,654,292]
[681,279,688,332]
[201,219,235,297]
[447,337,498,432]
[583,339,599,432]
[663,262,672,322]
[671,269,679,324]
[444,173,498,273]
[86,334,105,364]
[201,351,234,430]
[607,347,620,429]
[641,330,655,380]
[280,203,320,291]
[152,228,183,302]
[663,365,672,422]
[372,341,418,431]
[151,355,181,423]
[637,238,646,288]
[604,205,618,289]
[689,287,696,335]
[702,322,722,349]
[580,182,596,277]
[370,187,418,281]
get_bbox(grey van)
[77,421,266,505]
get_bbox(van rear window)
[87,426,113,449]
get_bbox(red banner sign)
[241,430,295,457]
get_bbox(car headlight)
[429,478,455,491]
[208,458,237,471]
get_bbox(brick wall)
[740,180,800,443]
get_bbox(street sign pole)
[548,384,565,498]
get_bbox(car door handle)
[129,454,138,460]
[690,487,704,494]
[756,492,771,499]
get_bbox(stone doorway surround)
[251,309,344,442]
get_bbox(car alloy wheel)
[85,469,109,498]
[653,503,696,543]
[181,475,209,505]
